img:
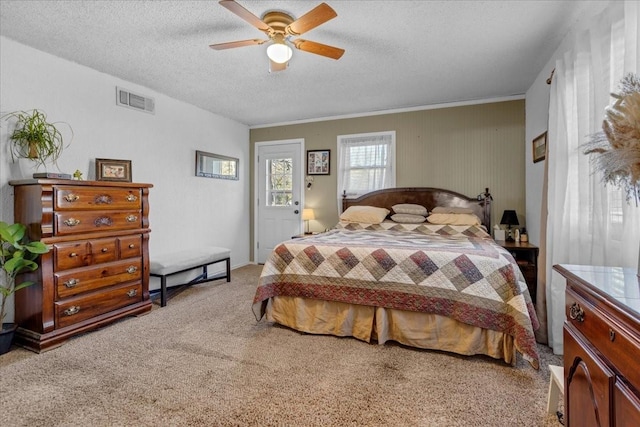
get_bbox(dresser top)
[554,264,640,319]
[9,179,153,188]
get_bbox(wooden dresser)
[554,264,640,427]
[10,179,153,352]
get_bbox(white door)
[255,139,304,264]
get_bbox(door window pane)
[266,158,293,206]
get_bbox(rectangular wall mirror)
[195,150,239,180]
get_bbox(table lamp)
[302,208,315,234]
[500,210,519,241]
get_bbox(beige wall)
[250,100,525,260]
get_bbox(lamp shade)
[302,208,315,221]
[267,43,292,64]
[500,210,519,226]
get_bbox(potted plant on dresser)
[2,109,72,174]
[0,221,49,355]
[583,73,640,275]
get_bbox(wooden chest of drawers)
[10,179,153,352]
[554,264,640,427]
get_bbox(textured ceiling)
[0,1,610,127]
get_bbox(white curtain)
[546,1,640,354]
[337,132,396,211]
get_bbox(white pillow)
[340,206,390,224]
[427,213,481,226]
[392,203,428,216]
[391,213,426,224]
[431,206,475,214]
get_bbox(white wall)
[1,37,250,321]
[524,69,551,246]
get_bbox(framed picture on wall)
[532,132,547,163]
[307,149,330,175]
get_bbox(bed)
[252,187,540,368]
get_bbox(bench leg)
[161,275,167,307]
[547,366,564,414]
[154,257,230,307]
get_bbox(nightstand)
[495,240,539,305]
[291,233,313,239]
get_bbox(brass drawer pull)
[94,194,112,204]
[69,252,78,258]
[64,278,79,288]
[127,289,138,297]
[101,248,109,253]
[64,306,80,316]
[609,329,616,342]
[125,215,138,222]
[126,194,138,202]
[94,217,113,227]
[126,266,138,274]
[64,194,80,202]
[569,302,585,322]
[64,218,81,227]
[128,244,135,249]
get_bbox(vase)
[0,323,18,355]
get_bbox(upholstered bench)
[150,246,231,307]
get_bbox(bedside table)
[495,240,539,305]
[291,233,314,239]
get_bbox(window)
[266,157,293,206]
[337,131,396,204]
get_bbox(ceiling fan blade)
[219,0,271,33]
[286,3,337,36]
[292,39,344,60]
[269,60,288,73]
[209,39,266,50]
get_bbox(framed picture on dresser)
[95,158,132,182]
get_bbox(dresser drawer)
[566,287,640,387]
[55,281,143,329]
[54,238,118,270]
[614,379,640,427]
[55,211,141,235]
[55,258,142,298]
[55,186,141,210]
[118,235,142,259]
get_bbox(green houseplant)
[0,221,49,354]
[2,109,72,169]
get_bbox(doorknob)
[294,210,299,214]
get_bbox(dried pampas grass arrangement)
[583,73,640,204]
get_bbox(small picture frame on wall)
[95,158,132,182]
[307,149,330,175]
[532,132,547,163]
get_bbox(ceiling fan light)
[267,43,293,64]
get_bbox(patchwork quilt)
[254,221,540,367]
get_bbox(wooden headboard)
[342,187,492,230]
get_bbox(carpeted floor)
[1,264,563,426]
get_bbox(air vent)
[116,87,155,114]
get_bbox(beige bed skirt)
[266,296,516,365]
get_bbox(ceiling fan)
[209,0,345,72]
